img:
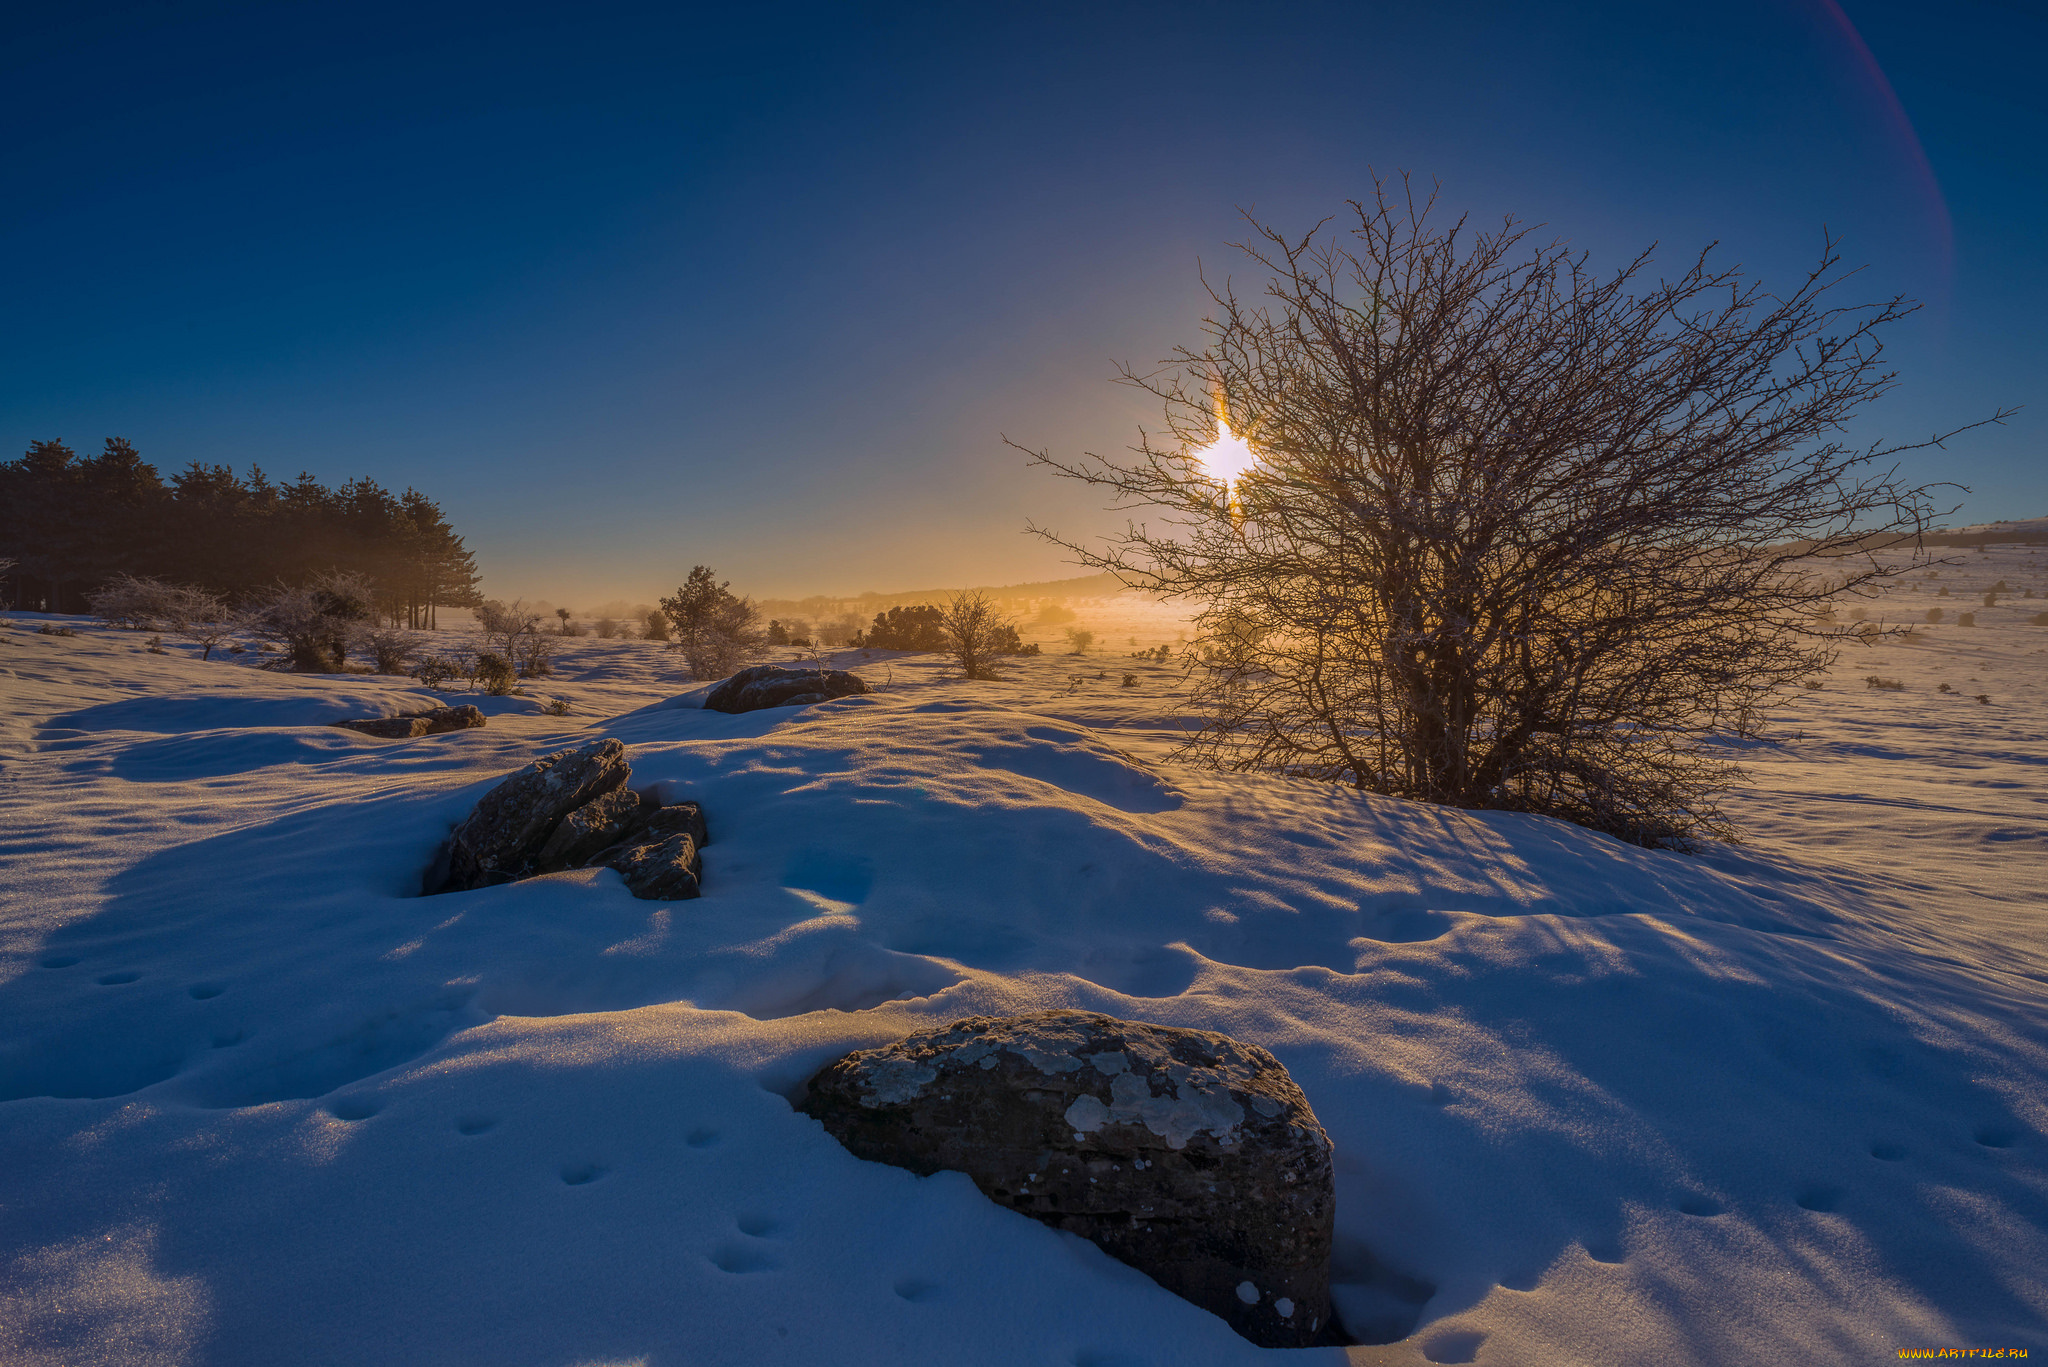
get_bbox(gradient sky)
[3,0,2041,602]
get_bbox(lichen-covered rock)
[800,1011,1335,1348]
[440,739,631,890]
[605,831,701,901]
[702,664,869,714]
[334,716,432,739]
[534,785,645,872]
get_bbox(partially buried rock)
[702,664,869,714]
[801,1011,1335,1348]
[335,715,431,739]
[440,738,631,890]
[533,785,645,872]
[331,704,484,739]
[604,830,702,901]
[409,704,486,734]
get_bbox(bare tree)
[939,590,1019,680]
[475,598,555,676]
[1023,180,2007,846]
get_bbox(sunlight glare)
[1193,422,1258,487]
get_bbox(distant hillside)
[1922,516,2048,546]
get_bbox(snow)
[1,553,2044,1366]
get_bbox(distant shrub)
[1801,680,1823,690]
[355,624,419,675]
[1958,612,1977,627]
[660,566,761,680]
[1120,673,1138,688]
[242,571,374,672]
[515,630,554,677]
[541,698,571,716]
[643,609,669,641]
[88,573,235,656]
[1864,675,1905,690]
[556,608,573,634]
[1034,603,1077,626]
[1975,694,1991,704]
[145,634,167,654]
[1925,608,1943,623]
[937,591,1019,680]
[1937,585,1950,596]
[2033,612,2048,626]
[1991,580,2009,592]
[1845,606,1868,622]
[1936,682,1955,694]
[475,652,515,695]
[594,616,619,639]
[89,573,187,630]
[1982,592,1997,607]
[37,624,77,637]
[415,655,461,689]
[1064,627,1095,655]
[855,605,947,651]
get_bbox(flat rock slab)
[334,716,431,739]
[404,704,486,734]
[331,704,484,739]
[703,664,870,714]
[801,1011,1335,1348]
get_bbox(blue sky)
[3,0,2040,601]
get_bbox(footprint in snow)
[708,1243,780,1274]
[1795,1184,1843,1212]
[329,1096,382,1121]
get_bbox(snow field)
[0,567,2043,1365]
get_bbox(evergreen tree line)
[0,438,482,624]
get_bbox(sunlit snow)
[1,558,2044,1363]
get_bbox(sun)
[1192,422,1258,487]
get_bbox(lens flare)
[1192,422,1258,487]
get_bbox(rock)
[330,704,485,739]
[605,831,702,901]
[702,664,869,714]
[334,716,432,739]
[639,799,708,848]
[405,704,485,734]
[534,785,644,872]
[441,739,631,891]
[800,1011,1335,1349]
